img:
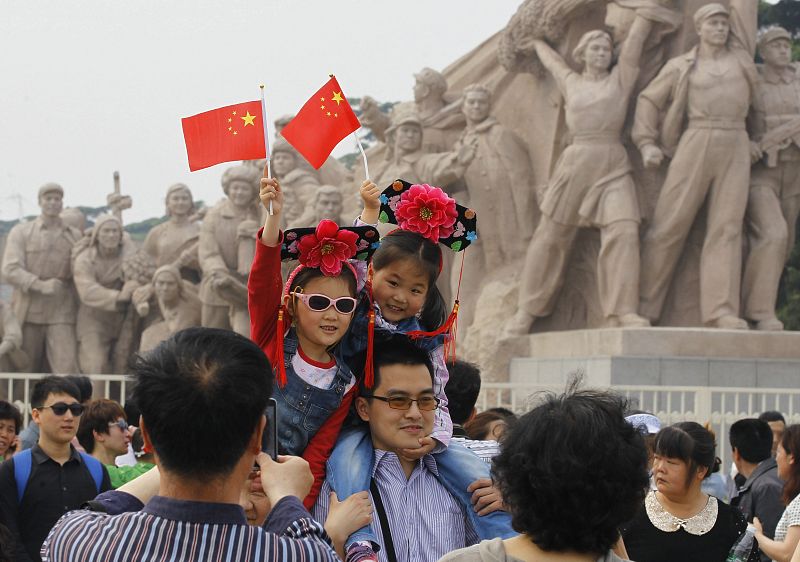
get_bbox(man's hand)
[641,144,664,169]
[399,436,436,461]
[257,453,313,505]
[33,278,63,295]
[324,491,373,551]
[260,177,283,215]
[468,478,506,516]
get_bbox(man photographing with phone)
[41,327,339,561]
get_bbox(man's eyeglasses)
[292,292,357,315]
[370,395,440,411]
[109,419,129,432]
[38,402,84,416]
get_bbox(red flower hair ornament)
[296,219,359,276]
[394,184,457,243]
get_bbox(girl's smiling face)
[289,275,355,360]
[371,258,430,324]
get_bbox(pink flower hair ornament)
[378,179,478,252]
[393,184,458,243]
[296,219,358,276]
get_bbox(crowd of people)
[0,171,796,562]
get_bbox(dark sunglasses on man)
[38,402,85,416]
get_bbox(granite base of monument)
[507,328,800,389]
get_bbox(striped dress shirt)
[314,450,479,562]
[41,492,339,562]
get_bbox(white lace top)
[774,493,800,542]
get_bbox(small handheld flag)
[281,76,360,170]
[181,100,266,171]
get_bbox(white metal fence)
[3,372,798,475]
[0,373,130,426]
[479,382,800,475]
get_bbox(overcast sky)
[0,1,520,223]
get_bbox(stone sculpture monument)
[505,6,660,337]
[138,265,201,352]
[269,137,321,227]
[72,214,139,374]
[635,0,757,330]
[199,164,263,336]
[454,83,536,329]
[141,183,201,282]
[1,183,81,373]
[289,185,351,228]
[742,27,800,332]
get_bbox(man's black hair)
[485,407,517,420]
[493,383,648,554]
[64,375,93,403]
[444,360,481,425]
[759,411,786,424]
[360,333,434,396]
[131,327,272,479]
[31,376,81,409]
[730,418,774,464]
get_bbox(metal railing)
[0,373,129,426]
[478,382,800,475]
[4,372,798,475]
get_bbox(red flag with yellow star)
[281,76,360,169]
[181,100,266,171]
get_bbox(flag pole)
[259,84,273,216]
[352,130,370,181]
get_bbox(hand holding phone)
[262,398,278,460]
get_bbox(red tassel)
[274,307,288,387]
[407,300,459,341]
[364,309,376,388]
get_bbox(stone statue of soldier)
[199,164,263,335]
[742,27,800,331]
[289,185,350,228]
[633,1,758,330]
[1,183,81,373]
[72,214,138,374]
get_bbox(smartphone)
[262,398,278,460]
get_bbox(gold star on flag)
[232,111,237,116]
[320,105,325,110]
[331,91,344,105]
[228,126,232,131]
[228,117,232,123]
[233,131,238,135]
[320,97,325,102]
[334,113,338,118]
[241,111,256,126]
[327,111,331,116]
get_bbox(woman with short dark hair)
[440,386,649,561]
[622,422,758,562]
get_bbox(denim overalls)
[272,331,355,456]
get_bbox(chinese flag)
[281,76,360,169]
[181,100,266,171]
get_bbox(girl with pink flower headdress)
[247,176,379,486]
[310,179,514,562]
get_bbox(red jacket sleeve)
[247,229,284,364]
[302,385,358,510]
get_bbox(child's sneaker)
[345,541,379,562]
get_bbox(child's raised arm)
[358,180,381,225]
[259,176,284,247]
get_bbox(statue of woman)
[505,8,656,335]
[72,215,138,373]
[141,183,201,283]
[138,265,201,352]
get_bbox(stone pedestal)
[508,328,800,389]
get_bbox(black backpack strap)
[370,479,397,562]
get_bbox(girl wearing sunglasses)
[248,175,378,462]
